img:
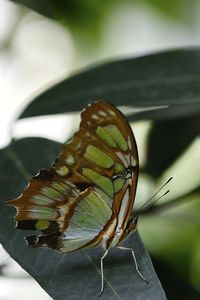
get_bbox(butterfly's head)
[122,216,138,241]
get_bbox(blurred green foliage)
[11,0,200,46]
[146,0,197,21]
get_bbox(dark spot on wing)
[26,232,61,249]
[17,220,37,230]
[33,169,54,181]
[75,181,92,191]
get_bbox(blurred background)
[0,0,200,299]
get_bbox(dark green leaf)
[11,0,55,18]
[18,49,200,120]
[152,256,200,300]
[0,138,166,300]
[146,117,200,177]
[128,104,200,122]
[11,0,111,23]
[11,0,112,43]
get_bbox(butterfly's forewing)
[8,102,138,252]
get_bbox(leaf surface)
[18,49,200,120]
[146,117,200,177]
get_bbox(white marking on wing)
[116,152,128,167]
[131,157,137,167]
[91,114,99,120]
[65,154,76,166]
[127,135,132,150]
[125,154,132,166]
[98,110,107,117]
[108,109,116,116]
[101,218,117,250]
[110,188,130,247]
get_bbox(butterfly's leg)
[117,246,149,284]
[98,249,109,297]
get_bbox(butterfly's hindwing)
[8,102,139,251]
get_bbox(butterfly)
[8,101,148,295]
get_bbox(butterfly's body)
[8,101,145,295]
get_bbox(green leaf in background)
[11,0,199,26]
[18,49,200,120]
[146,117,200,177]
[147,0,197,21]
[152,256,200,300]
[0,138,166,300]
[11,0,113,44]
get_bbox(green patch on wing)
[96,126,117,147]
[36,220,50,230]
[84,191,111,225]
[31,182,68,206]
[31,195,55,206]
[60,190,112,252]
[84,145,114,168]
[25,206,59,220]
[72,190,111,229]
[51,181,70,194]
[103,124,128,151]
[113,177,125,193]
[60,235,96,252]
[82,168,113,197]
[94,187,113,208]
[41,186,62,200]
[114,162,124,173]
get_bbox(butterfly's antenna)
[133,177,173,218]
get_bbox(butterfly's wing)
[8,102,138,252]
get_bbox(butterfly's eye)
[126,217,138,235]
